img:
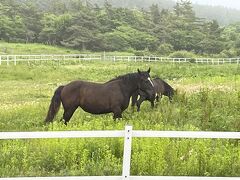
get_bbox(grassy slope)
[0,42,134,55]
[0,42,83,55]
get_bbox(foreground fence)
[0,54,239,65]
[0,125,240,180]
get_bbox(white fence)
[0,54,239,65]
[0,125,240,180]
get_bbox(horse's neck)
[121,79,139,97]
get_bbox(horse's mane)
[153,77,162,81]
[107,72,139,83]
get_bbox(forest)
[0,0,240,57]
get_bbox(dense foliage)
[0,61,239,177]
[0,0,240,57]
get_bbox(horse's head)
[137,68,155,99]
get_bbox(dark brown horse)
[131,77,174,111]
[45,68,155,125]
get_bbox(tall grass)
[0,42,82,55]
[0,62,239,177]
[0,42,134,56]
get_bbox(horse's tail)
[45,86,64,123]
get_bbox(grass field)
[0,42,134,56]
[0,61,239,177]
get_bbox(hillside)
[0,42,82,55]
[0,42,135,56]
[1,0,239,57]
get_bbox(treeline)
[0,0,240,57]
[91,0,240,26]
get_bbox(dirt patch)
[174,84,237,93]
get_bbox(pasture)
[0,61,239,177]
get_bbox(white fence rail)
[0,125,240,180]
[0,54,239,65]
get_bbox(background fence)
[0,54,239,65]
[0,125,239,180]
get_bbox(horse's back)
[153,78,165,93]
[153,78,174,95]
[60,80,126,114]
[62,80,117,93]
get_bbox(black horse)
[45,68,155,125]
[131,77,174,111]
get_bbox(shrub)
[157,43,174,56]
[219,49,237,58]
[169,51,196,58]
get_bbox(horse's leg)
[131,91,138,109]
[63,106,78,125]
[150,99,154,108]
[168,91,174,102]
[156,93,160,102]
[136,96,146,112]
[156,93,163,102]
[113,107,122,120]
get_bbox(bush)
[169,51,196,58]
[219,49,237,58]
[157,43,174,56]
[134,49,152,56]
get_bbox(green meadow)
[0,42,133,56]
[0,60,239,177]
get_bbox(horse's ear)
[147,67,151,73]
[138,69,141,74]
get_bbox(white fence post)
[122,125,133,180]
[7,55,9,66]
[14,55,16,65]
[28,55,30,65]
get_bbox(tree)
[61,8,102,50]
[96,8,120,33]
[39,13,72,45]
[0,1,26,42]
[168,0,208,52]
[157,43,174,55]
[103,32,130,51]
[150,4,161,24]
[18,0,43,43]
[197,20,224,54]
[103,25,158,51]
